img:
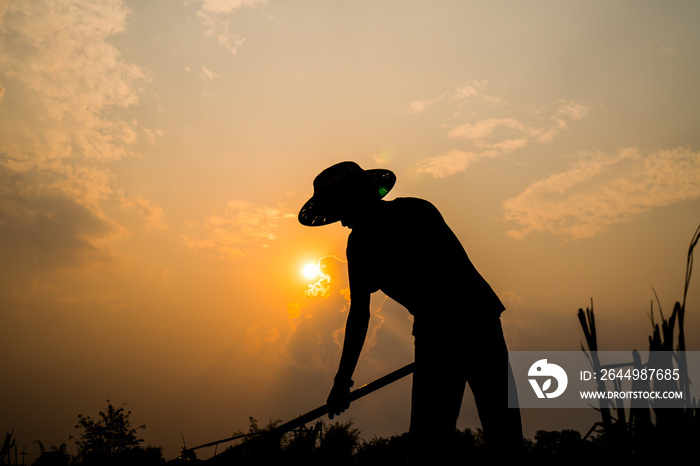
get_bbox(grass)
[575,221,700,459]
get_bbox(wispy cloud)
[418,99,588,178]
[183,199,294,261]
[400,80,501,115]
[554,99,588,121]
[660,45,678,56]
[414,150,485,179]
[120,195,167,231]
[447,117,526,140]
[451,80,502,105]
[503,147,700,240]
[200,65,222,82]
[400,93,447,115]
[193,0,267,54]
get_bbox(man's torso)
[347,197,505,321]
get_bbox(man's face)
[334,197,360,229]
[320,176,379,229]
[319,182,361,229]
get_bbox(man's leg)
[409,332,467,462]
[466,316,524,454]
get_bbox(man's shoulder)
[346,198,427,246]
[387,197,443,218]
[389,196,437,210]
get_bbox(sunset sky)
[2,0,700,461]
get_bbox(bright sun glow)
[302,263,321,280]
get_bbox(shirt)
[346,197,505,332]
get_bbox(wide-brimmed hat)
[298,161,396,226]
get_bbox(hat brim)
[298,168,396,227]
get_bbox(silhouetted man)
[298,161,523,461]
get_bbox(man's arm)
[327,289,371,419]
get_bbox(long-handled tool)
[176,362,414,463]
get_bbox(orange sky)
[1,0,700,461]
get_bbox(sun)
[302,262,321,280]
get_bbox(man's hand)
[327,378,353,420]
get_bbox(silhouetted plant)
[242,416,280,437]
[1,431,15,465]
[576,221,700,459]
[530,429,597,460]
[453,427,483,457]
[280,421,321,463]
[213,417,283,465]
[354,433,411,465]
[32,442,71,466]
[316,420,360,464]
[72,400,164,465]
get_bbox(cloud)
[193,0,267,54]
[200,65,222,82]
[282,256,350,371]
[447,117,526,140]
[282,255,395,371]
[0,0,161,277]
[400,93,447,115]
[0,0,147,166]
[0,166,120,277]
[452,82,482,101]
[243,322,281,359]
[448,100,587,144]
[304,260,333,298]
[241,256,349,369]
[451,80,502,105]
[243,255,396,373]
[400,80,501,115]
[416,150,482,179]
[120,195,167,231]
[183,199,294,260]
[419,99,588,178]
[503,147,700,240]
[554,99,588,121]
[143,128,167,145]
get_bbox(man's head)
[298,161,396,228]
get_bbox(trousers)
[409,313,523,460]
